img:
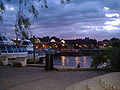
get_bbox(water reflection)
[83,56,87,66]
[54,56,92,68]
[66,57,69,65]
[75,56,80,66]
[61,56,65,66]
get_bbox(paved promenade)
[0,66,107,90]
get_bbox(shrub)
[91,47,120,71]
[91,52,107,68]
[107,48,120,71]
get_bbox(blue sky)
[0,0,120,40]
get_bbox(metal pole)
[45,51,54,71]
[33,35,36,64]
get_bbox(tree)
[110,37,119,42]
[91,39,120,71]
[91,52,107,68]
[107,47,120,71]
[0,0,71,39]
[110,40,120,48]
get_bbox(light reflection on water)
[75,56,80,66]
[61,56,65,66]
[54,56,92,68]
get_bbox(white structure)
[0,45,28,66]
[19,40,46,62]
[20,40,33,51]
[0,35,28,66]
[0,34,15,45]
[0,35,45,66]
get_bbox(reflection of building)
[30,36,98,50]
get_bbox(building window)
[61,40,65,43]
[50,39,56,42]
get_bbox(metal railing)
[59,48,100,53]
[0,45,27,53]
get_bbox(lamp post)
[45,50,54,71]
[33,35,36,64]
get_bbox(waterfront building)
[98,40,110,49]
[29,36,98,50]
[65,37,98,49]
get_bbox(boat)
[0,34,15,45]
[0,35,45,66]
[19,39,46,64]
[0,34,28,66]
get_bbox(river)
[53,56,93,68]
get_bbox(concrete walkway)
[0,66,107,90]
[65,72,120,90]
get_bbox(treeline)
[91,38,120,71]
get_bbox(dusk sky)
[0,0,120,40]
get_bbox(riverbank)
[58,49,102,56]
[0,65,107,90]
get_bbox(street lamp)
[33,35,36,64]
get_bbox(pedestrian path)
[65,72,120,90]
[0,66,106,90]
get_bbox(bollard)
[45,53,54,71]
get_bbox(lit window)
[104,44,106,46]
[92,45,94,47]
[36,46,39,49]
[79,45,82,47]
[62,44,65,46]
[84,45,87,47]
[51,39,56,42]
[76,44,78,46]
[109,46,112,48]
[35,38,40,43]
[61,40,65,43]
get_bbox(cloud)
[0,0,120,40]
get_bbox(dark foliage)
[91,39,120,71]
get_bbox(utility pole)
[33,35,36,64]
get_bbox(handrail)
[0,45,27,53]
